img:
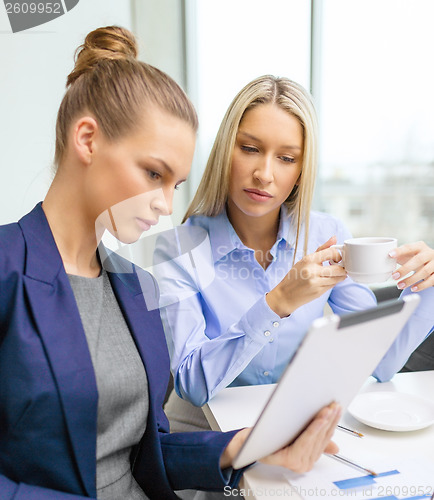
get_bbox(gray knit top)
[68,270,149,500]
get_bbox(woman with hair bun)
[0,27,342,499]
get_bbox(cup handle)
[331,244,344,267]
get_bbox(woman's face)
[227,103,303,222]
[86,107,195,243]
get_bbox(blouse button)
[272,321,279,328]
[263,371,269,376]
[264,330,271,337]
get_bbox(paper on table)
[283,456,434,500]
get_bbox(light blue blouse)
[155,208,434,407]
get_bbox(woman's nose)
[151,188,172,216]
[253,156,274,184]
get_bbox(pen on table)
[337,424,364,438]
[327,453,377,476]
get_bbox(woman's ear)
[72,116,99,164]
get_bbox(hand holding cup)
[333,237,397,284]
[389,241,434,292]
[266,236,347,317]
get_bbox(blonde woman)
[155,76,434,439]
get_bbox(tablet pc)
[232,294,420,469]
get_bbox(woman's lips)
[136,218,158,231]
[244,188,273,202]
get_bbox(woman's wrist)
[266,288,293,318]
[220,428,250,470]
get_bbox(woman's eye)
[240,145,259,153]
[147,170,162,181]
[280,156,296,163]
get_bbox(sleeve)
[161,282,284,407]
[0,247,93,500]
[326,217,378,315]
[154,226,285,407]
[159,429,248,491]
[0,476,91,499]
[0,233,92,500]
[0,238,8,346]
[133,377,249,493]
[372,286,434,382]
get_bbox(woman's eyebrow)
[238,131,261,142]
[149,156,187,183]
[237,131,302,150]
[149,156,175,176]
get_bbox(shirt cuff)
[240,295,288,344]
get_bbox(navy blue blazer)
[0,204,242,499]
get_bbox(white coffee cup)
[333,237,398,284]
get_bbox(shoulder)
[0,220,25,244]
[309,210,345,227]
[307,211,352,244]
[184,214,214,232]
[0,222,26,332]
[154,215,214,264]
[0,221,26,276]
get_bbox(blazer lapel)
[19,204,98,498]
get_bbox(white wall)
[185,0,311,191]
[0,0,132,224]
[0,1,312,225]
[131,0,190,226]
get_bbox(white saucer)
[347,391,434,431]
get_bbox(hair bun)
[67,26,138,87]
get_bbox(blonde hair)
[54,26,198,167]
[183,75,318,257]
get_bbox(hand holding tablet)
[232,295,420,469]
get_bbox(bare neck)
[42,170,102,278]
